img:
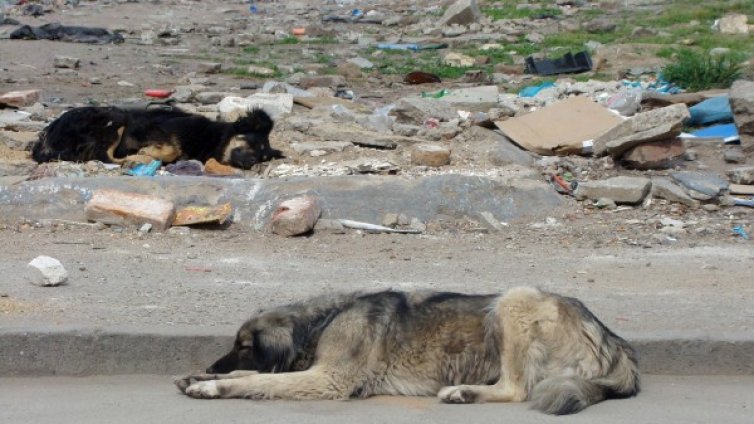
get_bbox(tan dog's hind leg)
[439,287,555,404]
[183,367,354,400]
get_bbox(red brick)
[85,189,176,231]
[270,196,322,237]
[620,138,685,170]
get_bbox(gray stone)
[197,62,222,74]
[440,86,499,111]
[727,166,754,184]
[651,177,699,208]
[584,18,617,33]
[459,126,534,167]
[26,255,68,287]
[593,103,690,157]
[291,141,352,155]
[716,13,749,35]
[381,213,399,228]
[437,0,481,27]
[723,148,746,164]
[298,75,346,89]
[247,65,276,77]
[53,56,80,69]
[575,176,652,205]
[729,80,754,152]
[347,57,374,69]
[194,92,233,105]
[671,171,729,197]
[595,197,617,209]
[392,97,458,124]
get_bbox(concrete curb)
[0,175,562,229]
[1,329,752,376]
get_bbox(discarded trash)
[377,43,447,51]
[27,255,68,287]
[525,51,592,76]
[679,123,739,143]
[421,89,449,98]
[165,160,203,176]
[144,89,172,99]
[10,22,124,44]
[126,160,161,177]
[733,197,754,207]
[687,96,733,126]
[338,219,422,234]
[732,226,749,240]
[335,88,355,100]
[518,81,555,98]
[496,96,623,156]
[606,87,642,117]
[173,203,233,226]
[550,174,576,195]
[423,117,440,129]
[404,71,442,85]
[292,27,306,36]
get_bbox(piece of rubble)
[459,126,534,167]
[729,184,754,195]
[337,62,362,79]
[729,79,754,151]
[651,177,699,208]
[53,55,80,69]
[620,138,685,169]
[728,166,754,184]
[347,57,374,69]
[392,97,458,124]
[26,255,68,287]
[217,93,293,121]
[411,144,451,167]
[0,130,38,151]
[298,75,346,89]
[437,0,481,27]
[291,141,352,156]
[671,171,729,198]
[443,52,475,67]
[197,62,222,74]
[723,148,746,164]
[270,196,322,237]
[174,203,233,226]
[716,13,749,35]
[0,90,41,108]
[593,103,690,157]
[575,176,651,205]
[85,189,176,231]
[247,65,276,77]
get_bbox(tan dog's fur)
[175,287,639,415]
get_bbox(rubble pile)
[0,0,751,240]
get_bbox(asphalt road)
[1,375,752,424]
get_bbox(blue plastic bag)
[688,96,733,126]
[518,81,555,97]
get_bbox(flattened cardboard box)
[495,96,623,156]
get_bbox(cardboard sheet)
[495,96,623,156]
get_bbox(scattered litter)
[525,51,592,76]
[733,197,754,207]
[496,96,623,156]
[404,71,442,85]
[10,22,125,44]
[173,203,233,226]
[126,160,161,177]
[687,96,733,126]
[338,219,422,234]
[26,255,68,287]
[679,124,740,144]
[732,226,749,240]
[165,160,204,176]
[518,81,555,98]
[421,89,449,99]
[606,87,642,117]
[144,89,172,99]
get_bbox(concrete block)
[85,189,176,231]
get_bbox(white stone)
[27,256,68,287]
[217,93,293,121]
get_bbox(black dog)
[32,106,282,169]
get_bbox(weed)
[661,50,743,91]
[277,36,300,45]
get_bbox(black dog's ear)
[252,328,295,373]
[235,109,274,135]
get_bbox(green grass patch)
[277,36,300,45]
[661,49,743,91]
[242,46,260,55]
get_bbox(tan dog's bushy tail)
[529,345,640,415]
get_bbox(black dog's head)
[226,109,283,169]
[206,315,296,374]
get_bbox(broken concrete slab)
[671,171,729,198]
[593,103,690,157]
[270,195,322,237]
[392,97,458,124]
[651,177,699,208]
[437,0,482,27]
[0,175,563,230]
[728,166,754,184]
[620,138,686,169]
[84,189,176,231]
[575,176,651,205]
[410,144,451,167]
[729,184,754,195]
[440,85,499,110]
[457,126,534,167]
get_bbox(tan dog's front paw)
[185,380,221,399]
